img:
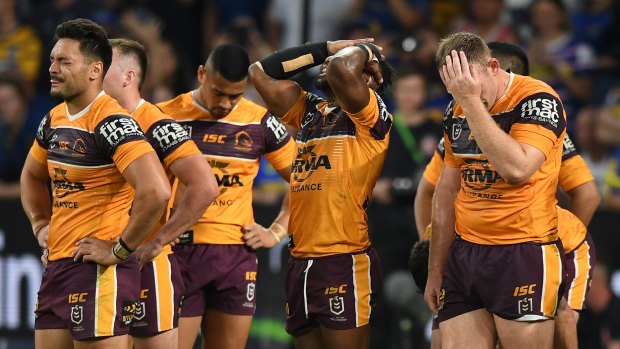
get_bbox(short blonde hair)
[435,32,490,70]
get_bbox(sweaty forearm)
[461,100,535,184]
[428,189,456,276]
[120,186,168,250]
[154,181,216,246]
[20,173,51,236]
[414,178,435,240]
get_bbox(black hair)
[377,60,396,94]
[487,41,530,76]
[54,18,112,76]
[408,239,430,293]
[207,43,250,82]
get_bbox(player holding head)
[425,32,568,348]
[157,43,295,349]
[415,40,598,349]
[249,39,395,348]
[100,38,220,349]
[20,18,171,348]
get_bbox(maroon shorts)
[564,233,596,310]
[285,249,382,337]
[130,253,185,337]
[35,256,140,340]
[172,244,257,317]
[438,238,565,323]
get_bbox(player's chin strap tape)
[112,238,133,260]
[259,42,328,80]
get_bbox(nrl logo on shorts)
[246,282,255,301]
[71,304,83,324]
[452,123,462,140]
[134,301,146,321]
[329,296,344,315]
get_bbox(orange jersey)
[29,92,154,261]
[557,206,587,253]
[158,92,294,244]
[130,99,201,255]
[443,74,566,245]
[281,89,392,258]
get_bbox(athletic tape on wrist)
[113,238,133,260]
[355,43,381,62]
[268,222,287,243]
[260,42,328,79]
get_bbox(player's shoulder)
[226,97,268,123]
[133,100,171,124]
[156,91,194,118]
[92,93,131,122]
[511,75,561,101]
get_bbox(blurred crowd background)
[0,0,619,348]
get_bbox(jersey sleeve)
[559,155,594,192]
[144,119,194,162]
[422,149,445,186]
[441,102,459,168]
[94,114,154,173]
[343,89,392,140]
[29,114,51,164]
[509,92,566,158]
[262,112,295,170]
[280,90,309,129]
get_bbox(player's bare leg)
[440,309,497,349]
[321,325,370,349]
[292,327,324,349]
[201,309,252,349]
[494,315,555,349]
[553,298,578,349]
[133,328,178,349]
[430,329,441,349]
[35,329,73,349]
[178,316,202,349]
[73,334,132,349]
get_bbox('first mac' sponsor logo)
[266,115,288,144]
[98,116,144,148]
[520,97,560,128]
[151,121,189,152]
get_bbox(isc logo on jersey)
[520,97,560,128]
[99,116,144,147]
[152,121,190,152]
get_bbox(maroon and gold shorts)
[172,244,257,317]
[285,249,382,337]
[130,253,184,337]
[438,238,565,323]
[564,233,596,311]
[35,256,140,340]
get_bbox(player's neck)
[115,89,142,114]
[66,86,103,115]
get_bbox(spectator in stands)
[574,107,611,199]
[451,0,518,43]
[0,0,42,82]
[0,73,37,198]
[578,262,620,348]
[526,0,596,130]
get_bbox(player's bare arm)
[414,177,435,240]
[566,180,600,226]
[20,154,51,249]
[72,152,171,265]
[243,167,291,249]
[326,45,383,113]
[441,50,546,185]
[136,154,219,267]
[249,38,376,118]
[424,164,459,314]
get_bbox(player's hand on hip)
[424,271,443,315]
[72,237,120,265]
[440,50,482,104]
[37,224,49,249]
[327,39,380,56]
[40,248,49,268]
[135,241,162,269]
[242,223,278,250]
